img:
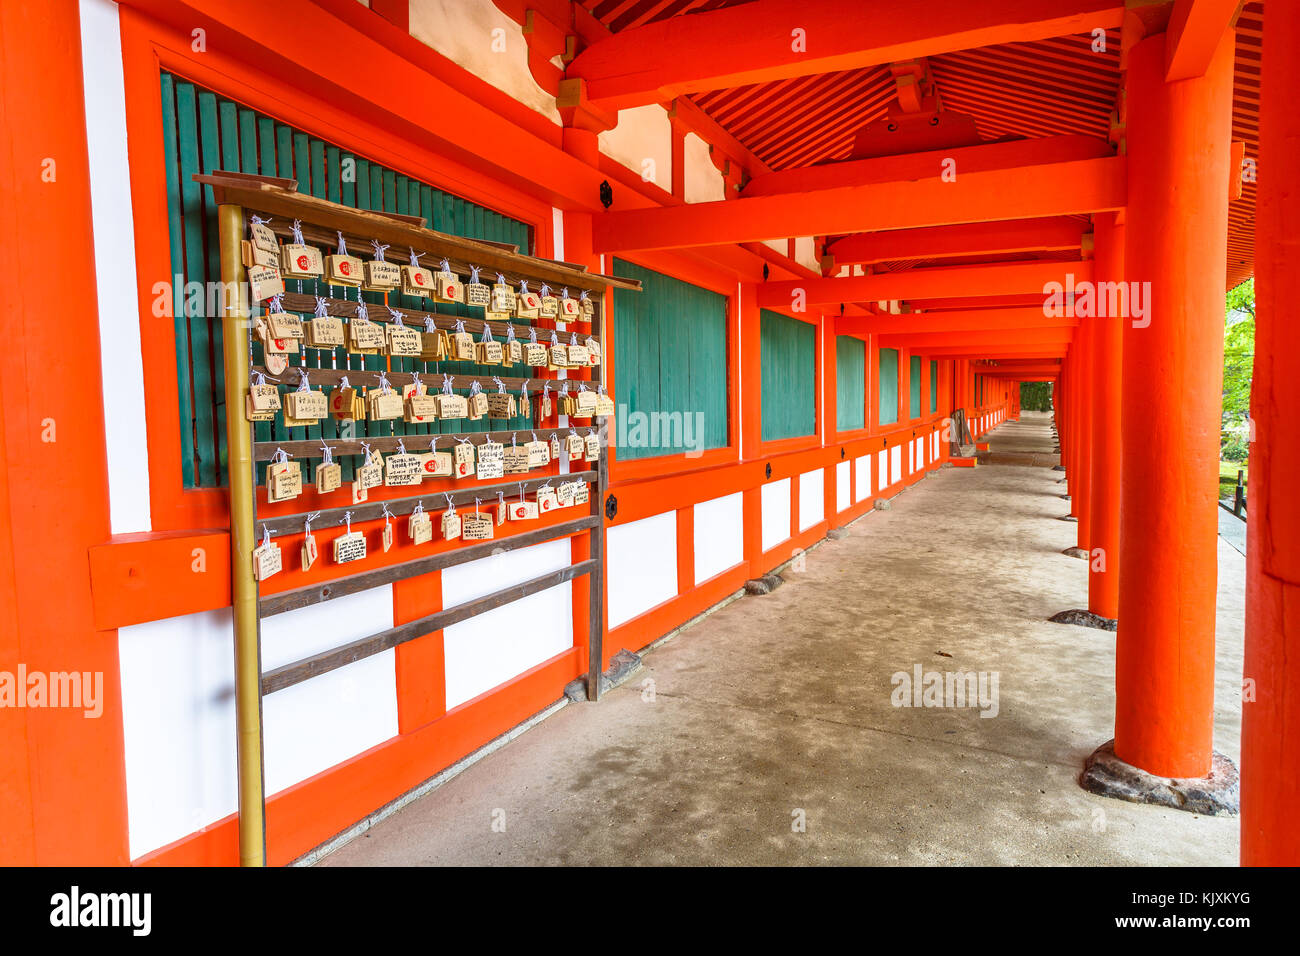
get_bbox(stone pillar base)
[1080,740,1239,816]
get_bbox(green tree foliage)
[1020,381,1053,411]
[1223,279,1255,437]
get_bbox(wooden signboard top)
[194,170,641,295]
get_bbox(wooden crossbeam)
[835,307,1076,336]
[826,218,1086,266]
[567,0,1125,110]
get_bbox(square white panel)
[855,454,871,501]
[761,478,792,551]
[606,512,678,629]
[799,468,824,531]
[694,492,744,585]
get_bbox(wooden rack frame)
[206,171,636,866]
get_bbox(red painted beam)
[1165,0,1241,82]
[567,0,1124,110]
[880,328,1073,349]
[758,260,1088,309]
[592,157,1124,253]
[826,217,1086,266]
[745,134,1114,199]
[924,349,1067,359]
[835,307,1075,336]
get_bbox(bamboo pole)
[219,202,267,866]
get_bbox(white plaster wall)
[836,460,850,513]
[607,511,678,628]
[915,436,925,469]
[599,104,672,189]
[408,0,561,124]
[908,440,915,474]
[684,132,726,203]
[794,237,818,272]
[694,492,744,585]
[118,585,399,860]
[443,537,575,707]
[761,478,792,552]
[799,468,824,531]
[891,445,902,485]
[855,454,872,501]
[877,450,888,491]
[80,0,151,534]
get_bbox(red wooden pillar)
[1242,0,1300,865]
[1088,213,1124,618]
[1075,324,1092,545]
[1113,29,1233,778]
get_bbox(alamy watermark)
[0,666,103,718]
[890,664,999,718]
[1043,273,1151,328]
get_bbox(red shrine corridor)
[319,414,1245,867]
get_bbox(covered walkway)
[321,414,1243,867]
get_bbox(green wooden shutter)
[930,360,938,413]
[879,348,899,426]
[910,355,922,418]
[158,72,533,488]
[835,335,864,431]
[760,310,816,441]
[611,259,728,460]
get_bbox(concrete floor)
[321,412,1245,867]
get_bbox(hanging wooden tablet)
[316,453,342,494]
[549,433,562,462]
[349,301,385,352]
[462,510,493,541]
[539,284,559,318]
[252,530,282,582]
[567,433,584,462]
[503,442,530,475]
[267,455,303,503]
[477,321,503,365]
[326,231,363,286]
[434,260,463,303]
[281,219,324,279]
[333,514,367,563]
[465,266,491,309]
[381,508,394,553]
[525,435,550,468]
[508,497,539,521]
[453,439,476,479]
[572,481,590,506]
[257,317,295,356]
[585,431,601,462]
[489,274,516,316]
[249,375,281,412]
[504,324,523,365]
[330,378,358,421]
[249,215,279,255]
[434,377,468,420]
[524,341,548,367]
[537,485,560,516]
[441,502,462,541]
[556,481,576,508]
[515,281,541,319]
[519,383,533,421]
[419,446,454,478]
[284,370,328,422]
[304,295,345,348]
[467,382,489,420]
[579,290,595,320]
[559,289,580,319]
[247,265,285,303]
[549,331,568,368]
[477,441,505,480]
[486,390,515,419]
[593,390,615,417]
[363,240,401,292]
[402,247,434,298]
[420,319,450,362]
[301,521,318,571]
[369,382,404,421]
[450,320,476,361]
[575,387,598,417]
[585,336,602,365]
[567,341,590,366]
[385,445,424,487]
[385,308,422,356]
[264,299,303,341]
[408,503,433,545]
[357,447,383,492]
[246,394,276,423]
[538,385,554,420]
[404,376,438,424]
[351,479,368,504]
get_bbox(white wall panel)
[444,537,576,706]
[799,468,824,531]
[877,450,888,490]
[891,445,902,485]
[761,478,792,551]
[694,492,744,585]
[836,460,850,512]
[855,454,871,501]
[118,585,398,860]
[606,511,678,629]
